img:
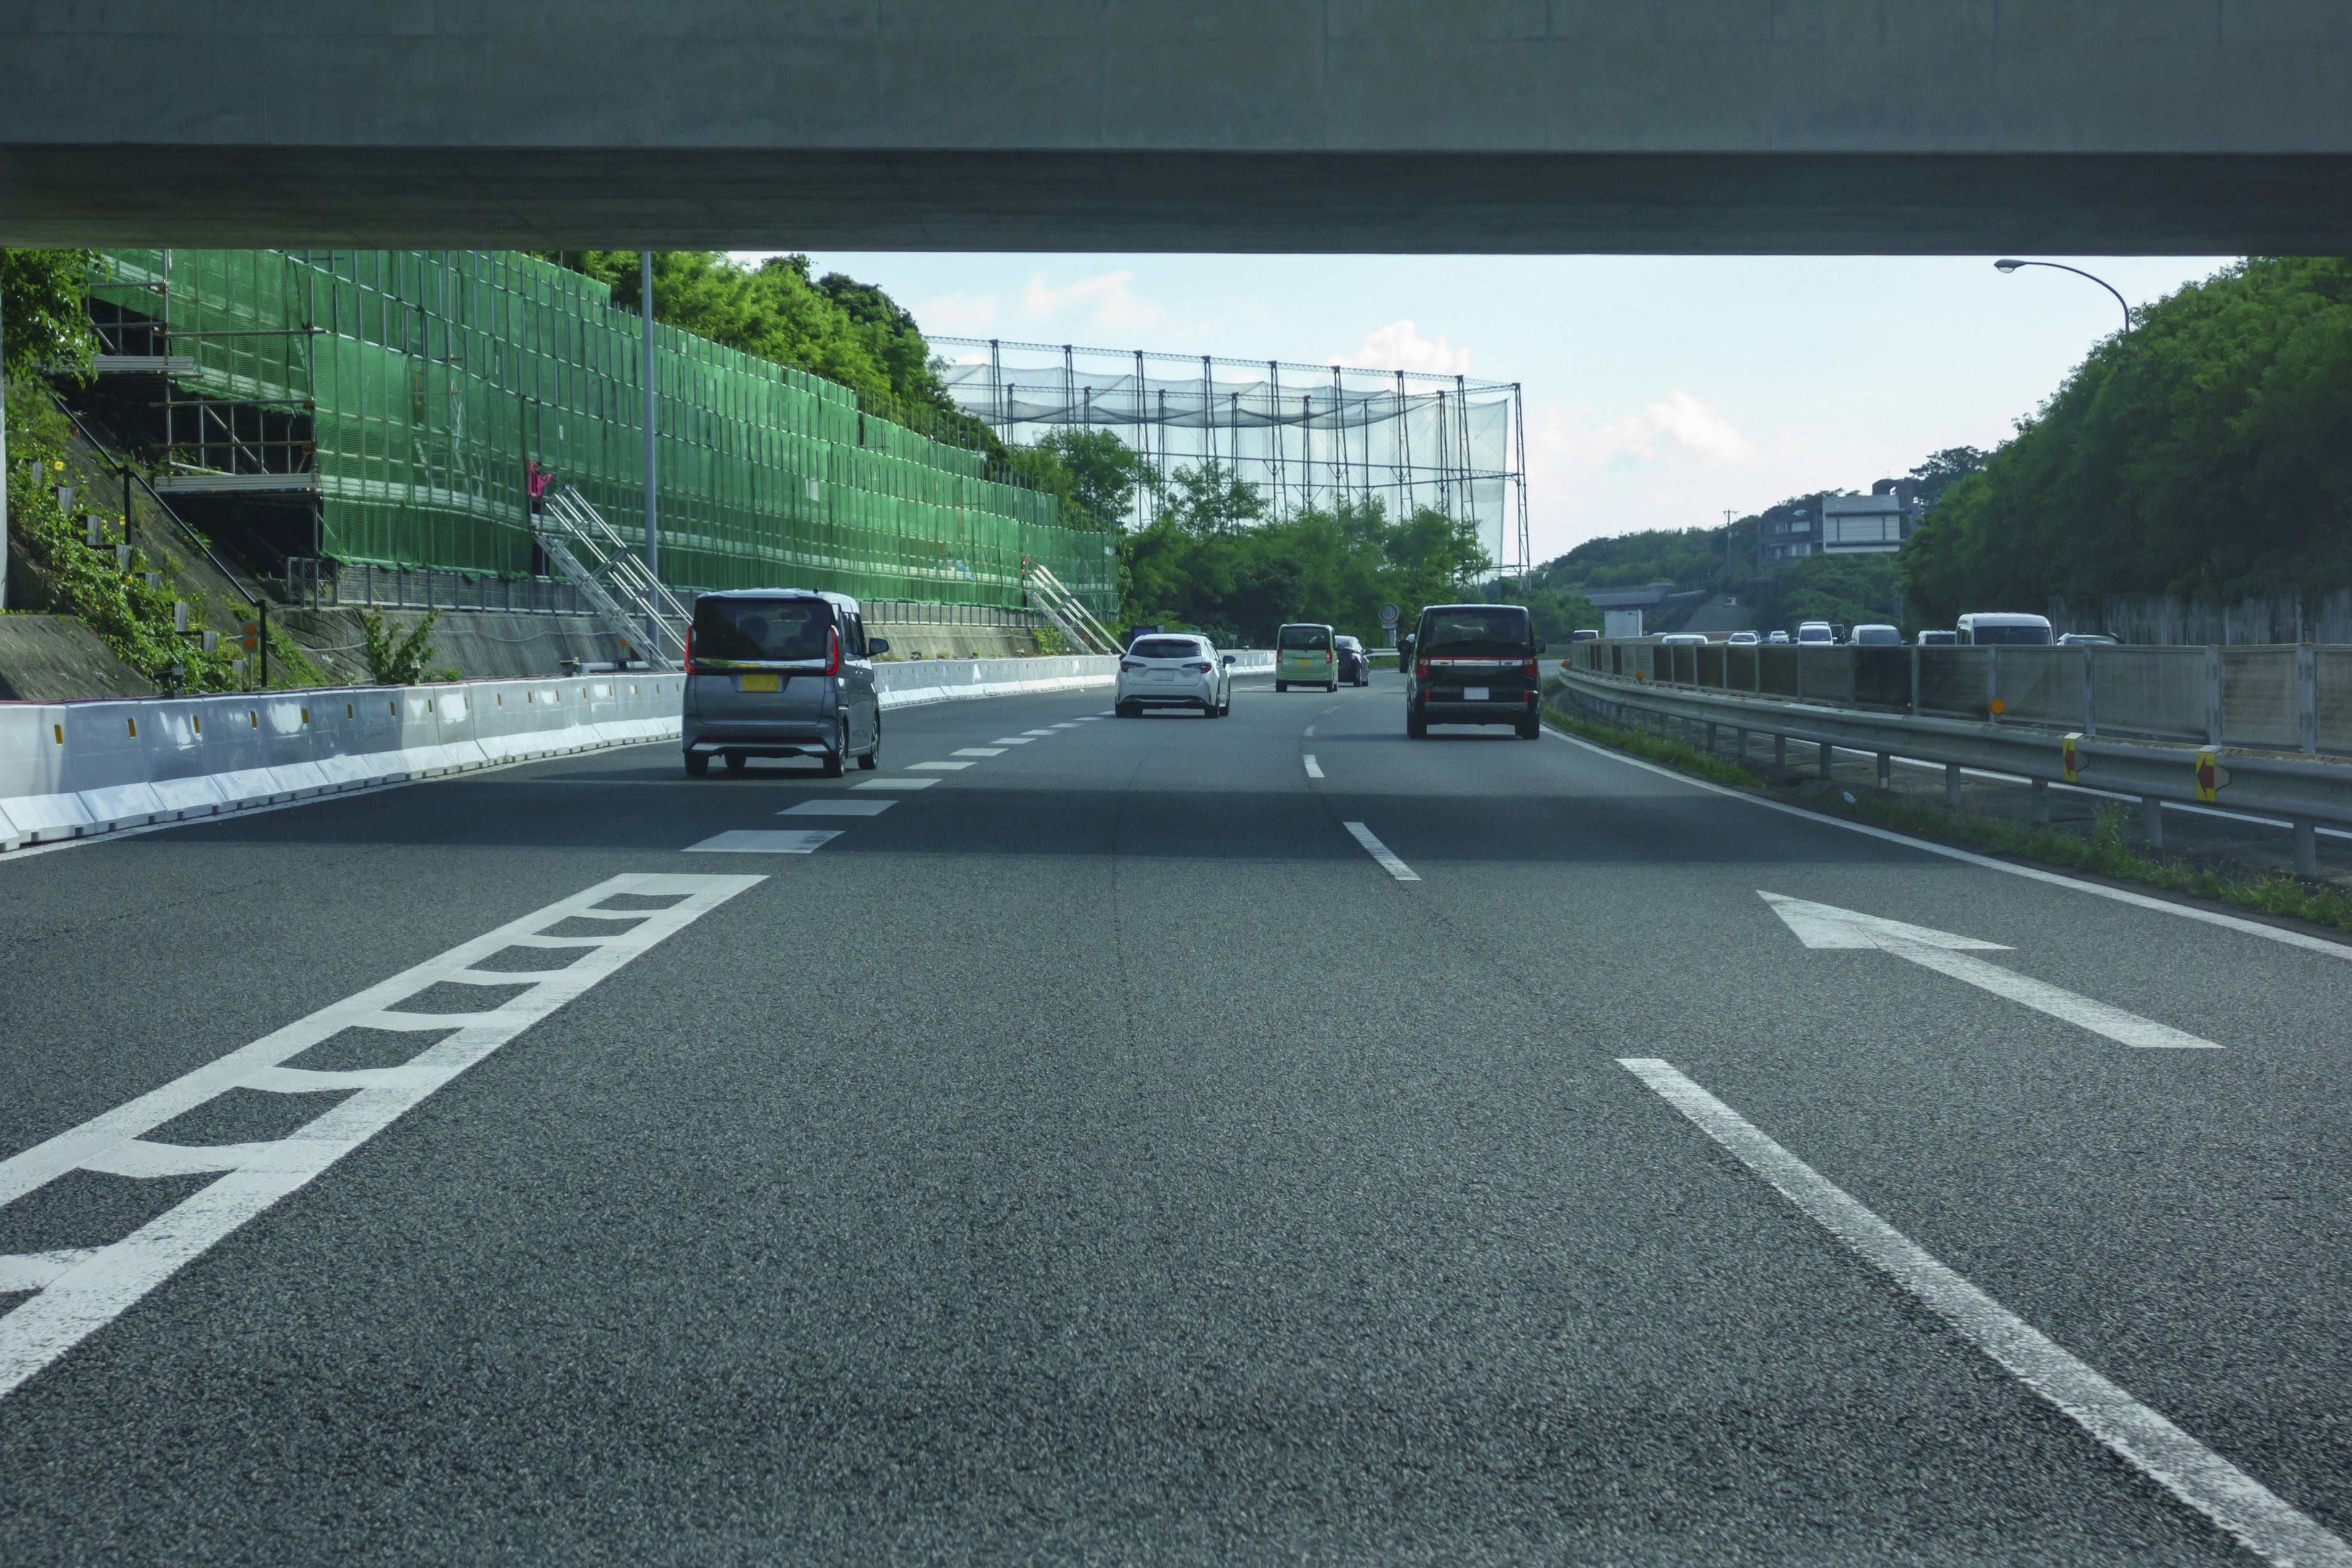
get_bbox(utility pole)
[641,250,658,654]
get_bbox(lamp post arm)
[2003,260,2133,335]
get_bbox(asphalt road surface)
[4,673,2349,1566]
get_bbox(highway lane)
[1,673,2348,1563]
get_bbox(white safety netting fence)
[933,339,1529,578]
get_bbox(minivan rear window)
[1131,638,1205,659]
[1278,626,1332,650]
[694,597,834,663]
[1419,608,1531,654]
[1968,623,2054,645]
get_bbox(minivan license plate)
[1465,685,1490,701]
[739,673,781,692]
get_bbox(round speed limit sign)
[1379,603,1400,627]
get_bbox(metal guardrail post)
[1945,763,1962,807]
[2082,647,2099,737]
[2297,644,2319,753]
[2143,796,2165,848]
[2205,647,2223,745]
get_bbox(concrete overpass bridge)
[2,3,2349,251]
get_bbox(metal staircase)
[537,486,691,669]
[1022,559,1119,655]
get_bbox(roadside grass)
[1540,698,2352,938]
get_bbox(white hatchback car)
[1115,633,1233,718]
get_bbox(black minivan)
[1403,603,1545,739]
[680,589,886,776]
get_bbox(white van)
[1955,612,2054,646]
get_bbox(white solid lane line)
[907,760,975,771]
[952,747,1006,758]
[854,777,937,790]
[779,799,896,816]
[685,829,840,853]
[1759,892,2220,1050]
[1544,727,2352,963]
[1619,1057,2352,1568]
[1304,756,1324,779]
[1343,822,1420,883]
[0,873,761,1401]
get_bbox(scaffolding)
[79,251,1120,617]
[932,338,1530,581]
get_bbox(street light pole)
[1992,259,2133,335]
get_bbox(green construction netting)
[91,249,1117,615]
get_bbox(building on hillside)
[1821,480,1923,553]
[75,250,1117,619]
[1754,499,1820,563]
[1755,480,1923,563]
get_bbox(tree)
[1905,447,1987,510]
[2,249,99,383]
[1160,461,1267,535]
[1902,257,2352,622]
[1025,429,1159,529]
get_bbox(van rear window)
[1968,624,2053,645]
[695,598,833,662]
[1278,626,1332,650]
[1419,608,1531,654]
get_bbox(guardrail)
[1553,657,2352,876]
[0,653,1282,851]
[1569,638,2349,754]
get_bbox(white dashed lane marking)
[0,874,761,1401]
[685,829,840,854]
[1021,729,1056,737]
[1303,756,1324,778]
[779,800,896,816]
[854,777,937,790]
[952,748,1006,758]
[990,737,1036,745]
[1343,822,1420,883]
[907,761,976,772]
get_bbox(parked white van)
[1954,612,2054,646]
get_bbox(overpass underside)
[6,149,2348,253]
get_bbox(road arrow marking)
[1758,892,2221,1050]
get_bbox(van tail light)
[824,626,841,676]
[1520,657,1539,679]
[683,624,695,674]
[1415,658,1429,680]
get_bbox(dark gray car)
[680,589,885,777]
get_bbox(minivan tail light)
[1415,658,1429,680]
[683,624,695,674]
[824,626,841,676]
[1519,657,1539,678]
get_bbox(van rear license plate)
[1465,685,1490,701]
[739,673,781,693]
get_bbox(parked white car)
[1115,633,1233,718]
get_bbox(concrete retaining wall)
[0,652,1277,850]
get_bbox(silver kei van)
[680,589,886,777]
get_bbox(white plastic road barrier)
[0,653,1280,851]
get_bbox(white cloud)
[1593,390,1757,465]
[914,291,1001,336]
[1337,319,1471,376]
[1017,270,1163,334]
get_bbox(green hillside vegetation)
[1905,257,2352,622]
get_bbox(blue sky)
[773,252,2232,567]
